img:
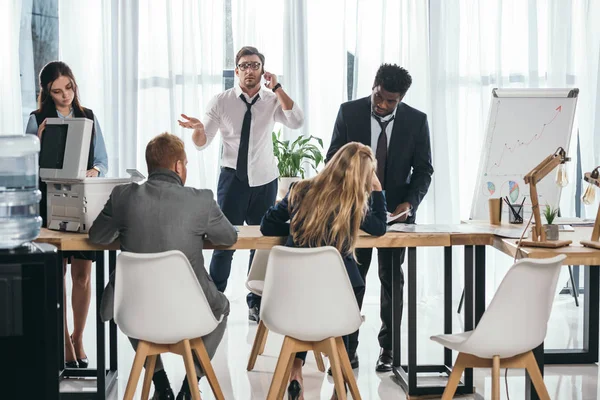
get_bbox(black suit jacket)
[326,96,434,221]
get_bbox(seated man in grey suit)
[89,132,237,400]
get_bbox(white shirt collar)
[57,108,74,118]
[234,84,265,102]
[372,105,398,122]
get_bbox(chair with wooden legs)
[260,246,364,400]
[431,254,567,400]
[114,251,226,400]
[245,249,325,373]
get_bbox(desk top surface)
[35,225,600,265]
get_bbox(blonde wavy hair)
[289,142,376,257]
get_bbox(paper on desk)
[387,223,528,239]
[386,209,411,224]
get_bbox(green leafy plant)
[543,204,558,225]
[272,130,324,178]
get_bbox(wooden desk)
[36,226,451,250]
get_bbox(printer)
[39,117,142,233]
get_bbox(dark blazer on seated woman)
[260,184,388,288]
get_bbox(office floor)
[60,250,600,399]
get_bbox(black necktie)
[373,113,394,186]
[237,94,260,182]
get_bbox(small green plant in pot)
[272,130,324,198]
[543,204,559,240]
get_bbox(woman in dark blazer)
[26,61,108,369]
[260,142,387,400]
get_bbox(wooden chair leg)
[267,336,296,400]
[335,337,361,400]
[182,340,201,400]
[248,320,268,371]
[442,352,467,400]
[276,348,297,400]
[314,351,325,372]
[492,355,500,400]
[192,338,225,400]
[141,354,157,400]
[123,340,150,400]
[259,323,269,355]
[326,338,347,400]
[524,351,551,400]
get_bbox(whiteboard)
[470,88,579,220]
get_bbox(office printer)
[39,117,143,233]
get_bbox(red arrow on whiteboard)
[556,105,562,112]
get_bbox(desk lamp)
[519,147,572,248]
[581,166,600,249]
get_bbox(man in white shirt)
[179,46,304,322]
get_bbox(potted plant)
[272,130,324,199]
[543,204,559,240]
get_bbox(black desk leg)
[57,250,65,372]
[109,251,118,373]
[463,245,474,390]
[526,343,544,400]
[474,245,486,326]
[444,246,452,367]
[96,251,106,399]
[407,247,417,391]
[392,248,407,369]
[584,266,599,362]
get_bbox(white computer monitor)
[39,117,93,181]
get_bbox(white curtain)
[430,0,600,301]
[0,0,23,135]
[59,0,224,192]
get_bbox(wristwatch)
[92,166,100,173]
[272,83,282,92]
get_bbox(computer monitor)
[39,118,93,181]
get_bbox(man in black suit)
[326,64,433,372]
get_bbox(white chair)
[114,251,225,400]
[246,249,325,373]
[260,246,364,400]
[431,254,567,400]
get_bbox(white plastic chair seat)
[115,250,222,344]
[246,280,264,296]
[430,254,567,359]
[261,246,363,342]
[431,331,473,352]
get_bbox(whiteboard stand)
[470,88,579,225]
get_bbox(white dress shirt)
[370,107,397,153]
[196,84,304,187]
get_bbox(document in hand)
[386,209,411,224]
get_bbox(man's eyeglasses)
[237,62,262,71]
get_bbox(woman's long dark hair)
[36,61,84,115]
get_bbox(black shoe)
[375,348,393,372]
[151,387,175,400]
[287,379,302,400]
[248,304,260,322]
[77,358,89,368]
[327,352,358,376]
[65,360,79,369]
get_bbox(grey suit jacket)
[89,169,237,322]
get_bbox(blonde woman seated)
[260,142,387,400]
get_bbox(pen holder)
[508,203,524,224]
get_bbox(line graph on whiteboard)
[470,92,577,221]
[486,104,563,175]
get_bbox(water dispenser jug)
[0,135,43,248]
